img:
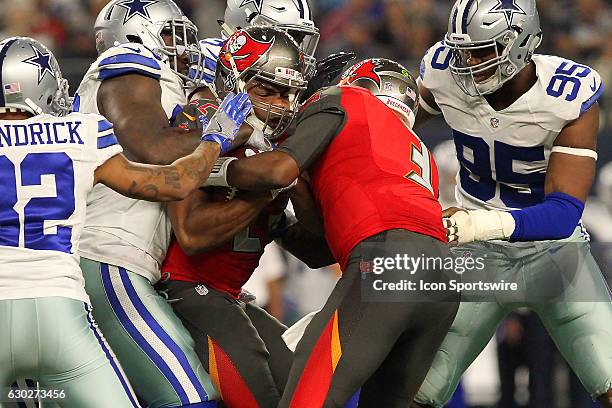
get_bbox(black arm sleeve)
[277,113,345,170]
[277,86,347,171]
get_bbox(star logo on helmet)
[489,0,526,27]
[116,0,158,24]
[22,45,55,84]
[239,0,264,14]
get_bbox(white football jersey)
[74,43,187,283]
[0,113,122,303]
[420,42,604,212]
[186,37,224,98]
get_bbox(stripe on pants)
[100,263,208,404]
[85,304,140,407]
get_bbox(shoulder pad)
[298,86,344,121]
[419,41,453,92]
[200,38,225,55]
[95,43,162,81]
[535,55,604,121]
[198,38,225,86]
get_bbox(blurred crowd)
[0,0,609,126]
[1,0,610,406]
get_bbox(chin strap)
[24,98,44,115]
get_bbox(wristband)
[201,156,237,187]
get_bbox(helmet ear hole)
[126,35,142,44]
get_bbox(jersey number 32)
[0,152,75,253]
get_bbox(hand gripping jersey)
[162,147,289,298]
[74,43,188,283]
[0,113,122,303]
[280,86,446,269]
[420,42,604,212]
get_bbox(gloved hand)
[201,92,252,154]
[444,208,515,244]
[301,52,356,102]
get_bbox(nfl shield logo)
[359,259,373,273]
[490,118,500,128]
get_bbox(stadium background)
[1,0,610,406]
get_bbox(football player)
[201,58,461,408]
[0,37,248,406]
[412,0,612,407]
[160,26,337,408]
[74,0,230,406]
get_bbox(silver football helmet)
[223,0,319,77]
[445,0,542,96]
[0,37,69,116]
[340,58,419,129]
[94,0,204,86]
[215,26,307,139]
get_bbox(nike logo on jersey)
[590,78,598,92]
[269,5,286,11]
[182,112,197,121]
[122,45,142,54]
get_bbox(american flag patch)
[4,83,20,94]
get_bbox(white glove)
[444,209,515,244]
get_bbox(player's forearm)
[173,194,272,255]
[119,123,204,165]
[226,151,299,191]
[446,192,586,244]
[146,128,205,165]
[163,141,222,199]
[121,141,220,201]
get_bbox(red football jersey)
[162,148,288,298]
[299,86,445,269]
